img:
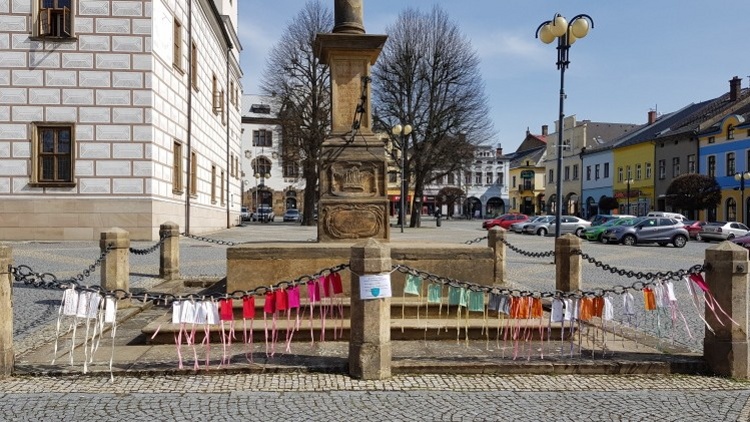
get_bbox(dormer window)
[38,0,73,38]
[728,124,735,140]
[250,104,271,114]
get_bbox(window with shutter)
[37,0,74,38]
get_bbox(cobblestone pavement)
[1,373,749,421]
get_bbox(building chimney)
[730,76,742,101]
[496,144,503,157]
[648,110,657,125]
[542,125,548,136]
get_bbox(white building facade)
[240,94,305,217]
[0,0,242,240]
[423,145,509,219]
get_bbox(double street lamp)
[392,123,412,233]
[536,13,594,237]
[735,171,750,224]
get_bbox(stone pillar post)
[349,238,391,380]
[488,227,506,285]
[0,245,14,378]
[100,228,130,293]
[555,234,581,292]
[704,242,750,378]
[159,222,180,281]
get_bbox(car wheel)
[599,234,608,244]
[695,234,701,241]
[728,233,735,240]
[622,234,637,246]
[673,234,687,248]
[538,228,547,236]
[575,228,583,237]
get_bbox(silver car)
[523,215,591,237]
[510,215,544,234]
[698,221,750,242]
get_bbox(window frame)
[189,151,198,197]
[252,129,273,147]
[173,17,183,72]
[172,140,183,194]
[190,41,198,91]
[31,122,76,187]
[34,0,75,40]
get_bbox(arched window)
[252,157,271,176]
[726,198,737,221]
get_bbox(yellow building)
[509,130,548,215]
[612,140,655,216]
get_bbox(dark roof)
[510,146,545,167]
[607,102,709,150]
[658,88,750,138]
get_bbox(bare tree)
[372,6,494,227]
[260,1,332,225]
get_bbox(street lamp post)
[735,171,750,224]
[625,178,633,215]
[392,124,412,233]
[536,13,594,237]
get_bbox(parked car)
[582,217,635,242]
[730,233,750,249]
[482,213,527,230]
[283,209,300,222]
[589,214,637,226]
[252,206,275,222]
[601,217,688,248]
[646,211,689,222]
[509,216,545,234]
[240,207,251,222]
[523,215,591,237]
[683,220,707,239]
[698,221,750,242]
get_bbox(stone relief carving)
[329,162,379,197]
[322,204,384,239]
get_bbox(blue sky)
[238,0,750,153]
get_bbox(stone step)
[142,311,572,344]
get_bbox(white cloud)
[473,30,547,66]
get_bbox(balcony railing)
[518,184,535,192]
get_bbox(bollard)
[159,222,180,281]
[0,245,14,378]
[703,242,750,378]
[488,227,506,285]
[100,228,130,294]
[555,234,582,292]
[349,238,392,380]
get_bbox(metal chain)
[129,234,170,255]
[180,232,250,246]
[500,238,555,258]
[393,263,703,299]
[572,249,704,282]
[463,236,488,245]
[10,243,113,289]
[9,261,350,306]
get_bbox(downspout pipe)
[185,0,193,234]
[226,46,232,228]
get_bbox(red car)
[684,220,707,239]
[482,214,529,230]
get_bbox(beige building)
[0,0,242,240]
[544,116,637,216]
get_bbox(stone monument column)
[334,0,364,34]
[315,0,390,242]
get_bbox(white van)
[647,211,688,222]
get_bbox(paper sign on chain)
[359,273,392,300]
